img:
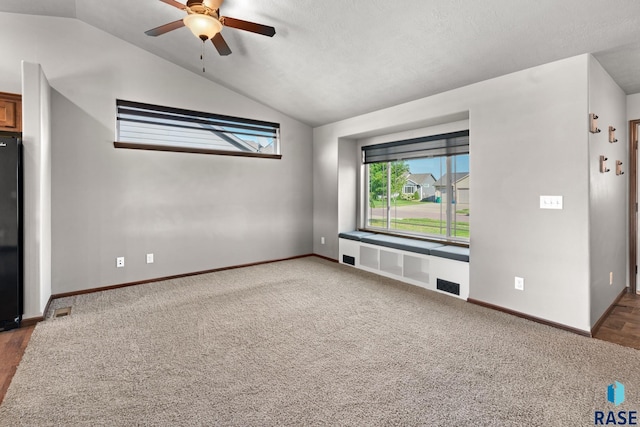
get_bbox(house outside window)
[362,130,469,242]
[115,99,281,159]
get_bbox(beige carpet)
[1,256,639,426]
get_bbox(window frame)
[361,130,470,244]
[403,183,416,194]
[114,99,282,159]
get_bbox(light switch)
[540,195,563,210]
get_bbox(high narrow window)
[115,100,281,159]
[363,130,469,242]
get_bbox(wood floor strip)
[593,293,640,350]
[0,325,35,404]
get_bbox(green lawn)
[370,199,425,208]
[369,218,469,238]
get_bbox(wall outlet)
[610,271,613,286]
[147,253,154,264]
[321,237,325,245]
[515,276,524,291]
[116,257,125,268]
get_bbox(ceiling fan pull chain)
[201,40,206,73]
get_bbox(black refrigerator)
[0,132,22,331]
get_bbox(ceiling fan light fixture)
[183,13,222,41]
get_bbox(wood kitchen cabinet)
[0,92,21,133]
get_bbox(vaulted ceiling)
[2,0,640,126]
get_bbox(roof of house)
[406,173,436,186]
[434,173,469,186]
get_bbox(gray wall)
[629,94,640,120]
[469,57,590,330]
[588,57,628,325]
[337,138,358,239]
[315,55,602,331]
[0,13,313,298]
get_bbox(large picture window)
[115,100,281,159]
[363,130,469,242]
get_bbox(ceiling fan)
[145,0,276,56]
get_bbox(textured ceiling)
[3,0,640,126]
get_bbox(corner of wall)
[21,61,53,318]
[587,55,628,327]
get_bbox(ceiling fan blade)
[221,17,275,37]
[211,33,232,56]
[159,0,187,10]
[145,19,185,37]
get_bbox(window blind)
[362,130,469,164]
